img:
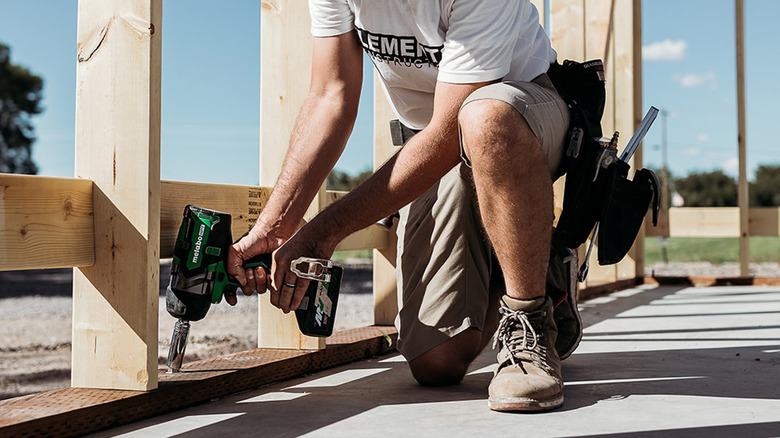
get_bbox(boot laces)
[492,307,541,367]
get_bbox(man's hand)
[270,224,338,313]
[227,226,287,306]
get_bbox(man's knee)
[459,98,534,164]
[409,352,469,387]
[407,329,483,387]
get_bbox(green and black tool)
[165,205,342,373]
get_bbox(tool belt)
[548,59,660,271]
[390,119,420,146]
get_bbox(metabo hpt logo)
[192,224,206,264]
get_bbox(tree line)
[657,166,780,207]
[0,42,42,174]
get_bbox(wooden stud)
[750,207,780,237]
[372,71,400,326]
[259,0,324,350]
[0,175,93,271]
[530,0,546,27]
[550,0,586,61]
[735,0,750,276]
[669,208,741,238]
[72,0,162,390]
[583,0,618,286]
[630,0,646,278]
[645,207,780,238]
[612,0,641,281]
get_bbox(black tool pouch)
[549,59,660,271]
[597,165,661,265]
[554,136,613,248]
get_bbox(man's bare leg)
[408,99,552,387]
[459,98,563,411]
[459,99,552,299]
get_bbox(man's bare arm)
[228,32,363,299]
[258,33,364,239]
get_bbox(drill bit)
[166,319,190,373]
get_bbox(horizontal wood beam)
[159,180,273,257]
[646,207,780,238]
[1,176,389,271]
[0,174,94,271]
[160,182,389,257]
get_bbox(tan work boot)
[488,295,563,412]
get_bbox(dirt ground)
[2,260,778,400]
[0,261,374,400]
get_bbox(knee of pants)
[408,353,470,387]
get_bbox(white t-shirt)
[309,0,557,129]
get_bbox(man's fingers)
[278,276,298,313]
[243,267,257,296]
[251,266,268,295]
[269,287,281,308]
[290,279,310,311]
[241,266,268,296]
[228,244,248,287]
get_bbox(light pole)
[658,110,670,264]
[660,109,669,216]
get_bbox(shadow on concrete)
[92,281,780,437]
[91,336,780,438]
[579,421,780,438]
[562,342,780,410]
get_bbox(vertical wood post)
[735,0,750,277]
[259,0,324,349]
[72,0,162,390]
[629,0,646,278]
[373,73,399,325]
[530,0,546,26]
[612,0,642,281]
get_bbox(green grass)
[331,250,373,263]
[332,238,779,266]
[644,237,780,265]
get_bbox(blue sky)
[0,0,777,186]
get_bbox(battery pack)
[295,264,343,337]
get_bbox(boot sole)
[488,393,564,412]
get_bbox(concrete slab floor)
[87,285,780,438]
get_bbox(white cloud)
[722,157,740,175]
[696,134,711,143]
[642,39,687,61]
[672,72,716,88]
[684,147,702,156]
